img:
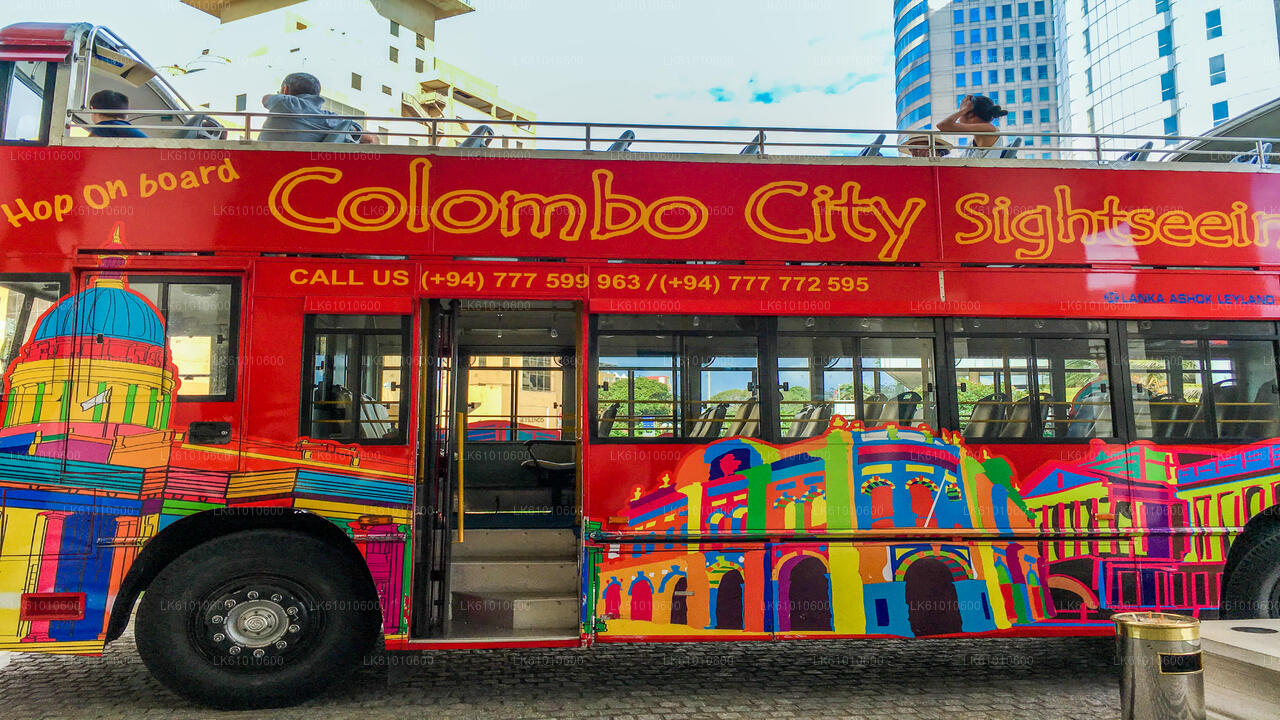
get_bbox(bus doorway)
[415,300,581,641]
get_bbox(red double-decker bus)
[4,21,1280,709]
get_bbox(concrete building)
[894,0,1064,158]
[174,0,535,147]
[1055,0,1280,144]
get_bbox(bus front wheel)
[1222,524,1280,619]
[135,529,381,709]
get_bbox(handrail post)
[757,130,765,154]
[1259,139,1271,168]
[585,124,592,151]
[456,410,465,543]
[1094,134,1106,164]
[244,113,252,142]
[430,118,439,147]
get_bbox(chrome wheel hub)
[201,582,312,660]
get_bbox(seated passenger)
[261,73,376,144]
[900,133,951,158]
[937,94,1008,158]
[88,90,147,138]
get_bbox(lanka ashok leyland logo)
[1103,291,1276,305]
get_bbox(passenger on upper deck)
[261,73,376,144]
[88,90,147,138]
[937,94,1008,158]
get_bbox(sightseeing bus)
[3,20,1280,709]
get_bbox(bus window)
[595,315,760,440]
[597,334,677,438]
[952,318,1114,440]
[465,354,569,441]
[775,319,936,437]
[1127,321,1280,440]
[1,61,53,143]
[302,314,409,444]
[129,278,239,400]
[0,276,67,375]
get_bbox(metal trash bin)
[1114,612,1205,720]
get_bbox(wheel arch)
[1220,503,1280,610]
[106,508,379,643]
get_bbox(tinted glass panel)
[0,278,64,376]
[304,315,408,443]
[130,279,238,399]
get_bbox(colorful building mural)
[592,425,1280,639]
[593,419,1047,638]
[0,275,414,654]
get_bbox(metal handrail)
[66,109,1280,167]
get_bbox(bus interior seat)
[999,136,1024,159]
[358,393,395,439]
[1210,380,1248,437]
[1249,381,1280,437]
[806,403,832,436]
[999,394,1043,439]
[864,393,889,424]
[963,392,1008,439]
[688,403,729,439]
[597,402,619,437]
[1118,141,1154,162]
[859,133,886,157]
[1230,142,1273,165]
[1066,387,1111,438]
[740,130,765,155]
[723,398,760,437]
[784,405,814,439]
[459,124,495,148]
[1147,392,1183,438]
[311,385,354,439]
[896,390,922,425]
[606,129,636,152]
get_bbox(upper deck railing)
[67,110,1280,168]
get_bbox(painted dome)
[33,282,164,347]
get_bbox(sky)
[0,0,897,130]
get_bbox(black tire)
[1221,524,1280,619]
[135,529,381,709]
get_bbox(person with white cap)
[899,133,952,157]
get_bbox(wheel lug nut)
[274,640,287,649]
[213,633,225,642]
[224,599,236,608]
[211,615,224,624]
[253,649,265,658]
[286,606,298,615]
[228,645,242,655]
[288,624,300,633]
[271,594,282,602]
[247,591,259,600]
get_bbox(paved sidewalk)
[0,635,1119,720]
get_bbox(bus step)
[450,559,578,594]
[451,591,579,631]
[451,529,578,560]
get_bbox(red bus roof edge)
[0,22,84,62]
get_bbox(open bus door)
[413,299,581,641]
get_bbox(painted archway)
[782,556,832,631]
[714,569,745,630]
[670,576,688,625]
[630,576,654,622]
[903,557,963,636]
[604,581,621,617]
